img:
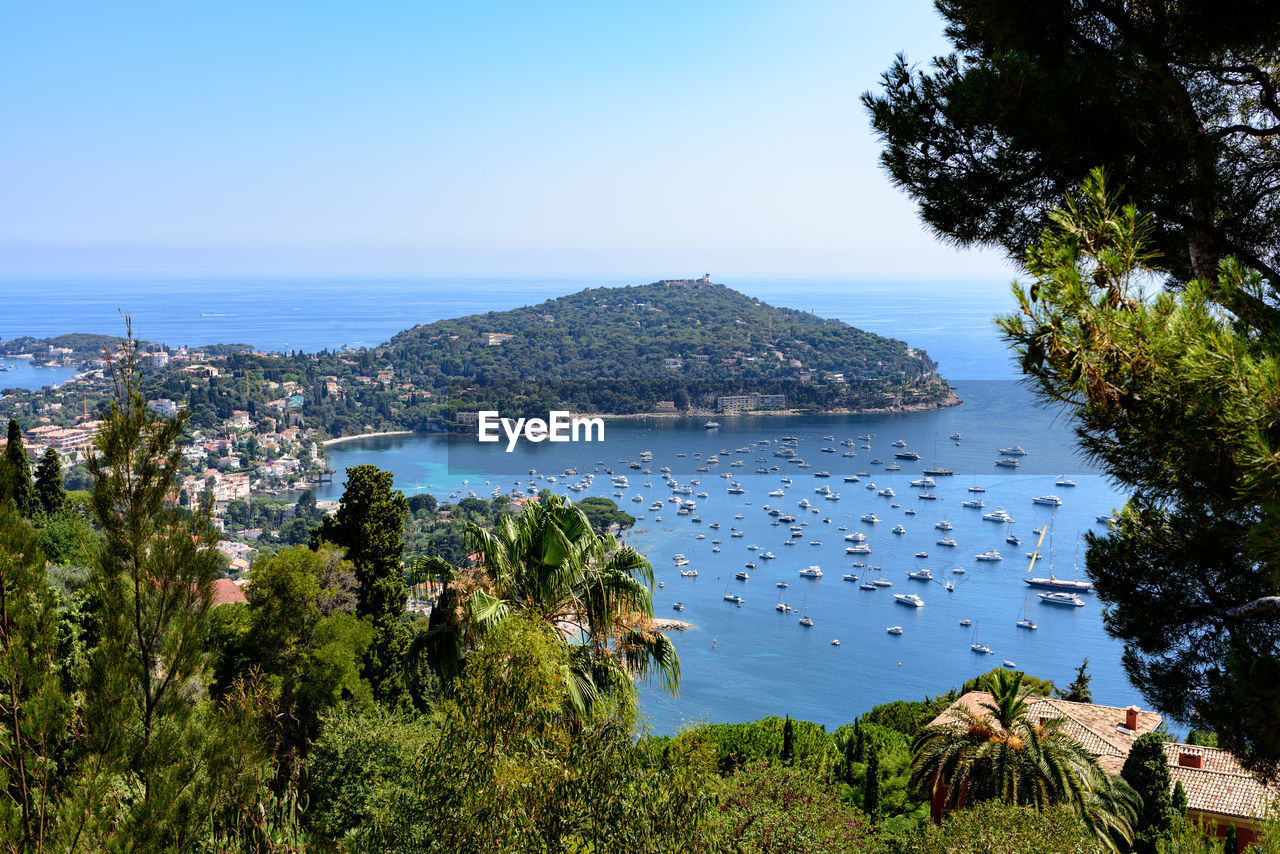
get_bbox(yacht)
[975,550,1004,561]
[971,643,993,655]
[1055,477,1078,487]
[843,475,861,483]
[768,489,785,497]
[1032,495,1063,506]
[830,639,841,646]
[904,508,917,515]
[799,615,814,627]
[1016,617,1038,630]
[891,524,907,535]
[959,618,972,626]
[936,537,957,547]
[842,572,859,582]
[994,458,1021,468]
[1038,591,1086,607]
[798,565,824,578]
[915,551,928,558]
[1006,533,1021,545]
[968,485,986,493]
[886,626,904,635]
[962,498,985,509]
[704,421,720,429]
[983,509,1015,523]
[894,593,925,607]
[893,450,922,461]
[735,571,750,580]
[860,513,881,524]
[814,470,831,478]
[846,544,872,554]
[672,602,684,611]
[1096,514,1117,524]
[949,432,963,441]
[909,476,937,488]
[934,519,953,531]
[845,531,867,541]
[760,551,778,560]
[907,568,933,581]
[998,446,1028,455]
[680,568,698,577]
[878,487,895,497]
[860,581,878,590]
[891,439,908,447]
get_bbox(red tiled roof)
[1164,743,1278,821]
[929,692,1163,774]
[208,578,247,607]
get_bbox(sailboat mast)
[1027,525,1048,574]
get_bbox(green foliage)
[32,448,64,516]
[1,418,36,517]
[713,762,876,853]
[1186,730,1219,748]
[865,743,881,820]
[996,173,1280,782]
[1124,732,1179,854]
[863,0,1280,286]
[577,495,636,533]
[912,669,1138,850]
[317,464,411,704]
[679,715,835,777]
[1057,658,1094,703]
[860,693,959,738]
[318,616,721,852]
[36,508,98,568]
[962,667,1056,699]
[0,503,72,851]
[782,715,795,765]
[892,801,1098,854]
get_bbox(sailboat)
[970,621,993,655]
[1016,603,1038,630]
[798,597,814,627]
[1023,524,1094,591]
[922,432,955,477]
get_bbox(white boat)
[842,572,859,582]
[860,513,881,524]
[891,439,908,447]
[735,571,750,580]
[959,618,971,626]
[975,550,1004,561]
[983,509,1015,523]
[798,565,823,578]
[768,489,785,497]
[962,498,985,509]
[894,593,925,607]
[1096,514,1116,524]
[968,485,986,493]
[831,639,840,646]
[760,551,777,560]
[972,643,993,654]
[844,532,867,541]
[1038,591,1086,607]
[1016,618,1038,630]
[704,421,720,429]
[998,446,1027,455]
[934,519,953,530]
[1002,659,1017,668]
[847,544,872,554]
[680,569,698,577]
[886,626,903,635]
[907,568,933,581]
[878,487,895,497]
[1032,495,1063,506]
[892,524,907,535]
[1055,477,1077,487]
[1024,523,1095,591]
[672,602,684,611]
[994,458,1021,468]
[936,537,957,547]
[951,566,966,573]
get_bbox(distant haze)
[0,1,1011,279]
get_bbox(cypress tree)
[843,729,856,783]
[33,448,65,517]
[1058,657,1093,703]
[1224,823,1237,853]
[317,464,411,704]
[780,715,794,765]
[855,721,865,762]
[1121,732,1177,853]
[864,744,880,819]
[2,419,36,517]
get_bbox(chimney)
[1125,706,1140,731]
[1178,752,1204,769]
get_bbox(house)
[206,578,247,607]
[926,692,1276,850]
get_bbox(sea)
[0,275,1142,734]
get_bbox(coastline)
[323,430,416,447]
[591,390,963,421]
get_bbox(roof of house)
[1164,743,1278,821]
[929,691,1163,775]
[208,578,247,607]
[931,692,1277,821]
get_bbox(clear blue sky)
[0,1,1010,278]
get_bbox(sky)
[0,1,1011,279]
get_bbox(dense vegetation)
[867,0,1280,784]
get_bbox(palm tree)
[411,494,679,717]
[911,669,1139,851]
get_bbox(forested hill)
[381,278,952,415]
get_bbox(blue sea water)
[4,275,1141,732]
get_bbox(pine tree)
[317,464,411,703]
[1058,658,1093,703]
[855,721,865,762]
[74,331,230,848]
[843,729,856,784]
[780,716,794,765]
[0,503,72,850]
[2,419,36,517]
[864,744,880,820]
[1224,823,1238,853]
[33,448,65,517]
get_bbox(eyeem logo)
[477,410,605,452]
